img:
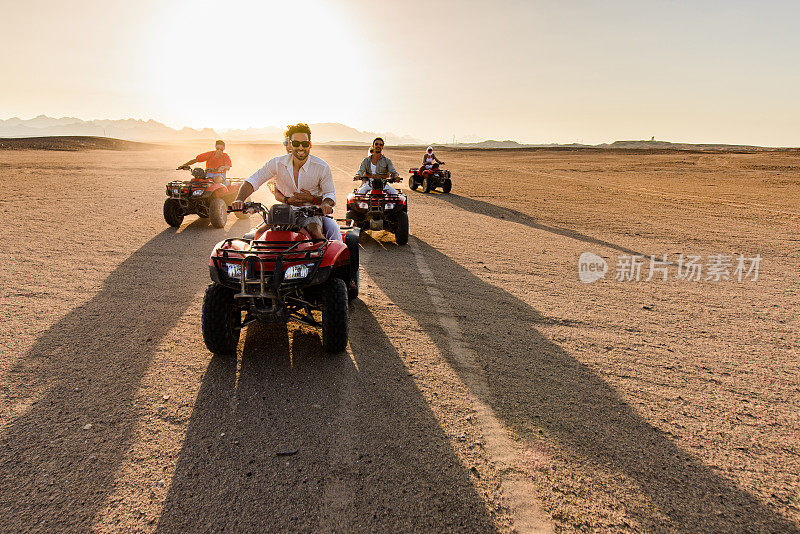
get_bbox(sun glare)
[149,0,368,131]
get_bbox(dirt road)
[1,144,798,532]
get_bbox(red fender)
[320,241,349,268]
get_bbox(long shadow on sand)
[360,234,798,532]
[430,192,649,257]
[156,302,498,532]
[0,219,250,532]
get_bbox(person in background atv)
[178,140,232,184]
[232,123,337,242]
[356,137,399,194]
[281,126,292,154]
[421,145,443,171]
[264,127,293,197]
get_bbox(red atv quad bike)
[408,163,452,194]
[345,175,409,245]
[163,166,248,228]
[202,203,361,356]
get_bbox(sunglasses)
[374,142,384,147]
[291,140,311,148]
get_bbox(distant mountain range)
[2,117,789,151]
[453,139,783,151]
[0,116,423,145]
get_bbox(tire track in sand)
[408,238,553,533]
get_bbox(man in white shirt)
[232,123,335,241]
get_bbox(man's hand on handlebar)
[230,200,259,214]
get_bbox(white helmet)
[426,146,433,153]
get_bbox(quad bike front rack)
[212,237,327,316]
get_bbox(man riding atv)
[356,137,400,194]
[178,139,232,184]
[232,123,339,242]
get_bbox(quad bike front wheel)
[395,211,409,246]
[422,177,432,193]
[163,198,184,227]
[408,176,419,191]
[322,278,349,353]
[201,283,241,357]
[209,197,227,228]
[442,178,452,194]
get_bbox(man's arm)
[434,154,444,164]
[267,178,292,204]
[356,157,369,177]
[231,158,277,209]
[318,164,336,215]
[385,157,399,178]
[179,158,198,168]
[231,181,255,210]
[217,154,232,172]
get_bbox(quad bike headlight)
[357,201,368,210]
[192,189,203,197]
[284,263,313,280]
[224,262,242,279]
[384,203,395,210]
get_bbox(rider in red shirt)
[178,140,232,183]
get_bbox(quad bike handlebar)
[354,174,401,182]
[176,165,225,173]
[228,202,324,223]
[410,163,445,173]
[228,201,267,217]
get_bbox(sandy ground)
[1,143,799,532]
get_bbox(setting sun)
[147,0,369,130]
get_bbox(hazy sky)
[2,0,799,145]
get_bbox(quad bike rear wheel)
[322,278,349,353]
[395,211,409,246]
[209,197,227,228]
[163,198,184,227]
[442,178,452,194]
[422,177,432,193]
[202,283,241,357]
[408,176,419,190]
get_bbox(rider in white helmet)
[421,145,444,171]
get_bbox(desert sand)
[1,142,798,532]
